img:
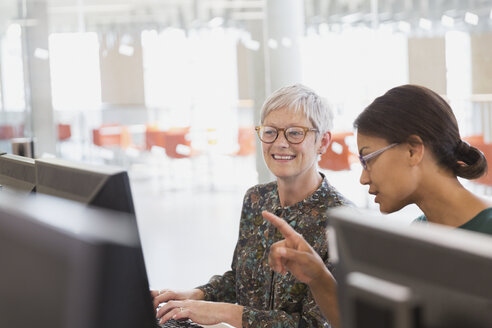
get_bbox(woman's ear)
[406,135,424,166]
[318,131,332,155]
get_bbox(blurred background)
[1,0,492,289]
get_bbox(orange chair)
[236,126,256,156]
[164,127,192,159]
[145,126,167,150]
[58,124,71,141]
[474,144,492,185]
[467,138,492,186]
[0,125,14,140]
[318,132,356,171]
[463,134,484,147]
[92,125,131,149]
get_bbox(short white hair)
[260,84,333,134]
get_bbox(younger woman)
[265,84,492,328]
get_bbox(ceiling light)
[267,39,278,49]
[244,39,260,51]
[120,34,133,45]
[281,37,292,48]
[441,15,454,27]
[465,12,479,25]
[241,34,260,51]
[419,18,432,30]
[34,48,49,60]
[118,44,134,56]
[268,39,278,49]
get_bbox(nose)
[273,131,290,147]
[359,168,370,185]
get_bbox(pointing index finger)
[262,210,299,240]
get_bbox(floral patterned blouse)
[196,173,352,328]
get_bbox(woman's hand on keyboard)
[151,289,205,311]
[156,300,243,327]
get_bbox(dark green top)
[414,207,492,235]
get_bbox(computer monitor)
[328,207,492,328]
[0,192,155,328]
[35,157,135,215]
[0,153,36,193]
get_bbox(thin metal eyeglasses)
[359,143,399,170]
[255,125,318,144]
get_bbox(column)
[99,31,145,106]
[245,19,273,184]
[22,0,56,156]
[470,33,492,95]
[470,33,492,142]
[264,0,304,93]
[407,36,447,95]
[0,38,5,111]
[254,0,304,183]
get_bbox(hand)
[263,210,340,328]
[156,300,243,327]
[151,288,204,311]
[262,210,327,284]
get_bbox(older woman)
[264,84,492,328]
[153,84,352,328]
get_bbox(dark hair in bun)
[354,84,487,179]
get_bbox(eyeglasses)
[255,125,318,144]
[359,143,399,170]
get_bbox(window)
[49,32,101,111]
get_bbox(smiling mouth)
[272,154,296,160]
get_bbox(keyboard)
[159,319,204,328]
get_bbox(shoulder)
[294,182,349,247]
[239,182,278,225]
[460,208,492,235]
[242,181,277,203]
[318,178,353,208]
[475,207,492,219]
